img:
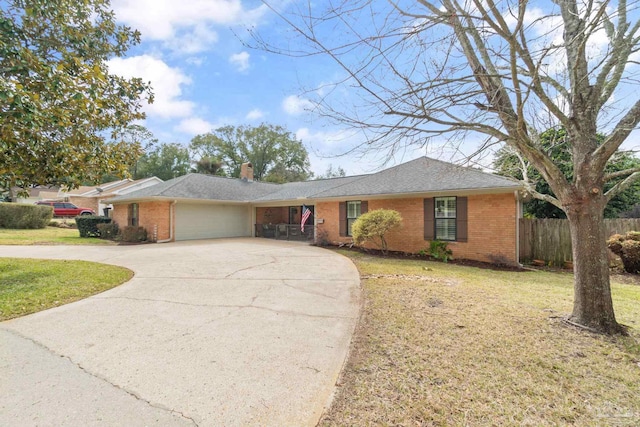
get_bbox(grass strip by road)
[320,250,640,426]
[0,258,133,321]
[0,227,114,245]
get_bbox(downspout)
[515,191,522,266]
[157,200,176,243]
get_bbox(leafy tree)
[494,129,640,219]
[99,125,158,183]
[259,0,640,334]
[189,124,312,182]
[352,209,403,255]
[193,157,224,176]
[135,143,191,181]
[317,164,346,179]
[0,0,153,196]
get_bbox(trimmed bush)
[607,231,640,273]
[0,203,52,229]
[75,215,112,237]
[96,222,119,240]
[120,226,147,243]
[352,209,402,255]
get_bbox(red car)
[36,201,95,217]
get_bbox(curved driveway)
[0,238,361,426]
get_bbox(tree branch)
[604,167,640,182]
[605,171,640,202]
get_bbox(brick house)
[109,157,523,263]
[16,177,163,216]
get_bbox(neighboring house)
[66,177,164,216]
[14,178,163,215]
[109,157,523,264]
[14,186,63,204]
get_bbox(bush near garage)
[120,226,147,243]
[0,203,52,229]
[75,216,112,238]
[96,222,119,240]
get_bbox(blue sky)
[106,1,640,177]
[106,0,423,177]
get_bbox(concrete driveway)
[0,238,361,426]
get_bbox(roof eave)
[307,185,523,202]
[110,196,252,205]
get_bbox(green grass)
[0,258,133,321]
[320,250,640,426]
[0,226,114,245]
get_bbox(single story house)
[109,157,523,264]
[65,177,163,216]
[16,177,163,215]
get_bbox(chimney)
[240,162,254,182]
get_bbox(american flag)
[301,205,312,232]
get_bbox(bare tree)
[256,0,640,334]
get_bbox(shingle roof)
[309,157,520,198]
[109,174,278,203]
[110,157,520,204]
[251,176,362,202]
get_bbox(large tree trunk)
[566,201,626,334]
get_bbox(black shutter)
[360,201,368,214]
[456,197,468,242]
[424,198,434,240]
[339,202,347,237]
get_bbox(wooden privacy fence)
[519,218,640,266]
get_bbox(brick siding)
[315,193,518,264]
[112,201,173,242]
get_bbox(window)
[435,197,456,241]
[346,201,361,236]
[340,200,368,237]
[129,203,139,226]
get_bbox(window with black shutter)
[424,197,467,242]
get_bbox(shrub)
[425,240,454,263]
[120,226,147,243]
[607,231,640,273]
[96,222,119,240]
[351,209,402,255]
[0,203,52,229]
[75,215,111,237]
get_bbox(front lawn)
[0,258,132,321]
[321,251,640,426]
[0,226,114,245]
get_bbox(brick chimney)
[240,162,254,182]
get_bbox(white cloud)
[112,0,243,40]
[245,108,265,121]
[108,55,194,119]
[229,51,250,72]
[186,56,205,66]
[175,117,215,135]
[165,24,219,55]
[111,0,268,54]
[295,127,354,148]
[282,95,314,116]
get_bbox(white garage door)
[175,203,251,241]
